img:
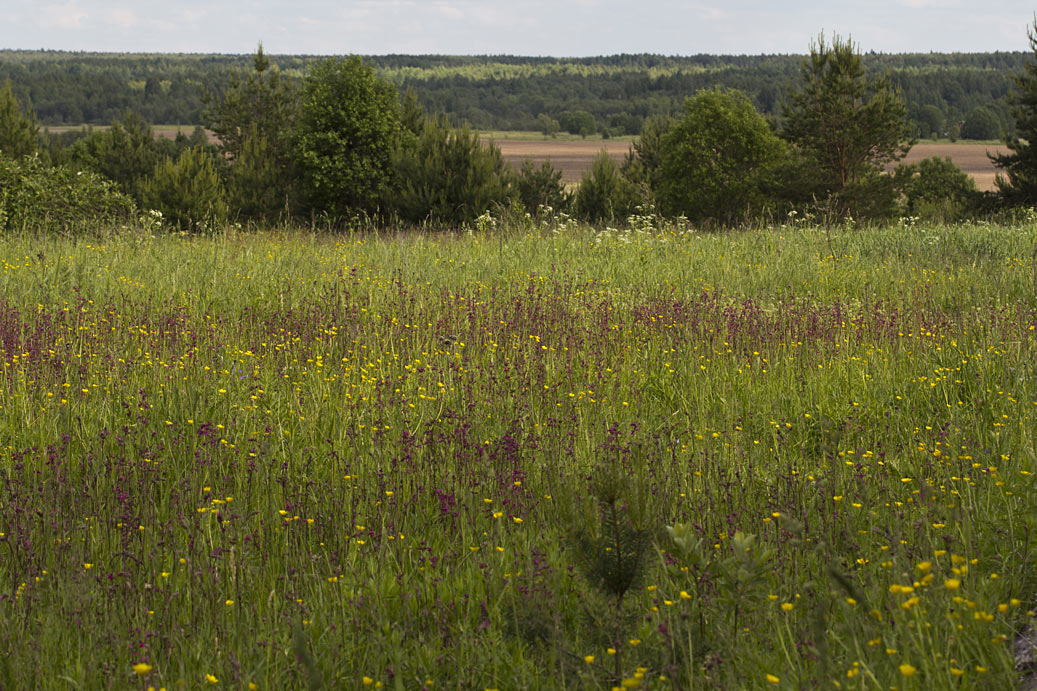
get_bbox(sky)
[0,0,1035,56]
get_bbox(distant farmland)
[489,136,1006,190]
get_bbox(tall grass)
[1,219,1036,689]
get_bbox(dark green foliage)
[913,104,946,139]
[893,156,979,222]
[511,159,569,216]
[994,20,1037,206]
[535,113,560,137]
[141,146,227,232]
[294,56,401,221]
[0,79,39,158]
[656,88,785,224]
[392,116,513,227]
[783,34,913,218]
[204,43,297,221]
[0,153,135,234]
[622,114,673,202]
[67,111,162,204]
[573,152,641,224]
[559,110,596,138]
[960,106,1002,140]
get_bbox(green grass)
[1,217,1036,689]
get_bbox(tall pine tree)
[993,19,1037,206]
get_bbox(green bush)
[893,156,979,222]
[656,88,785,224]
[511,159,570,216]
[0,153,136,234]
[141,147,227,232]
[392,116,513,227]
[573,151,641,224]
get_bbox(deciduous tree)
[294,56,401,221]
[656,89,784,224]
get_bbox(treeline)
[0,48,1025,140]
[6,33,1037,236]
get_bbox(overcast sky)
[0,0,1034,56]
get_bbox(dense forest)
[0,49,1025,139]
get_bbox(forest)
[0,49,1025,139]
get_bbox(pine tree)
[0,80,39,159]
[993,19,1037,205]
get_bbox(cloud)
[107,8,138,30]
[39,1,88,29]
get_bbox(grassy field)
[2,217,1037,689]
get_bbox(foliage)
[140,146,227,232]
[960,106,1002,140]
[535,113,560,137]
[559,110,597,137]
[783,34,913,217]
[655,88,785,224]
[66,111,163,203]
[621,114,673,202]
[994,19,1037,206]
[203,43,297,221]
[392,116,513,227]
[510,158,569,216]
[0,153,135,233]
[293,56,401,221]
[573,151,641,223]
[0,78,38,158]
[893,156,979,222]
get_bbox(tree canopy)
[293,56,401,221]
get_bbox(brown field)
[492,138,1006,191]
[47,126,1006,192]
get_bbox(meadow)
[1,215,1037,689]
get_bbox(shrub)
[511,159,570,216]
[141,147,227,232]
[392,116,513,227]
[893,156,979,222]
[0,153,136,234]
[573,151,641,224]
[656,88,785,224]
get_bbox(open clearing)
[490,136,1006,190]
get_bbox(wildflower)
[916,561,932,572]
[781,602,794,612]
[766,673,780,684]
[584,655,594,664]
[362,677,374,686]
[945,579,961,590]
[206,673,219,683]
[132,663,153,675]
[899,664,916,677]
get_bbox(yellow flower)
[945,578,961,590]
[781,602,794,612]
[584,655,595,664]
[899,664,916,677]
[206,673,219,683]
[916,561,931,572]
[766,673,780,684]
[249,684,258,690]
[362,678,374,686]
[132,663,153,675]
